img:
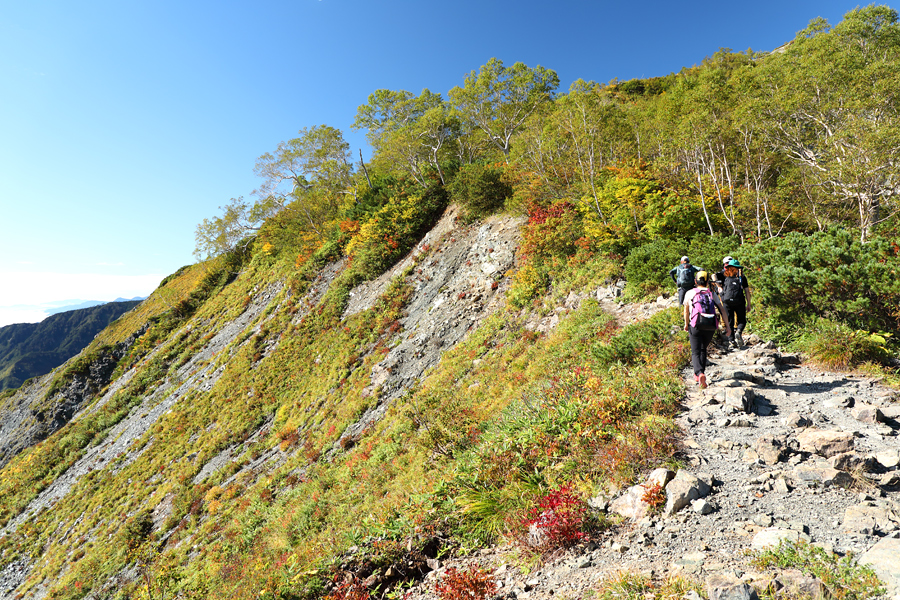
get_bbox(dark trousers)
[722,302,746,340]
[677,286,693,306]
[689,326,716,375]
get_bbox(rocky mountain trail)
[399,301,900,600]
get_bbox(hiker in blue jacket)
[670,256,703,306]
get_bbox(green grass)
[750,540,885,600]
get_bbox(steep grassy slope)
[0,204,690,599]
[0,301,141,391]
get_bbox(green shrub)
[345,181,448,281]
[448,163,512,220]
[123,511,154,552]
[623,235,741,301]
[750,540,885,600]
[743,229,900,334]
[793,318,892,370]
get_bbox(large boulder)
[796,429,855,458]
[792,466,854,489]
[858,538,900,599]
[751,527,802,550]
[755,435,787,465]
[706,574,759,600]
[664,470,711,516]
[609,485,651,521]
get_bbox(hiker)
[669,256,702,306]
[683,271,731,389]
[711,255,732,295]
[719,258,751,348]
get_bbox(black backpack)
[722,276,745,304]
[676,265,695,288]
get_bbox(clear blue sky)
[0,0,864,323]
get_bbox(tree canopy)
[197,7,900,261]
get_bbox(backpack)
[690,289,718,330]
[722,275,745,304]
[676,265,695,288]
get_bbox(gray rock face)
[0,329,143,469]
[859,537,900,598]
[339,209,525,438]
[706,574,759,600]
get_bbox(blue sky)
[0,0,864,325]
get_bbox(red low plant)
[327,575,370,600]
[523,484,588,550]
[435,565,497,600]
[641,481,666,513]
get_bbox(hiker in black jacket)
[670,256,703,306]
[719,259,752,348]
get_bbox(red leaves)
[523,484,588,550]
[435,565,497,600]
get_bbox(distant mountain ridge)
[43,297,145,316]
[0,300,141,391]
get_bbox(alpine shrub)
[448,162,513,220]
[523,484,588,550]
[435,565,497,600]
[750,540,885,600]
[793,318,892,370]
[327,575,371,600]
[743,228,900,333]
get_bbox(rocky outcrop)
[337,207,524,444]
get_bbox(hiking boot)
[735,327,745,348]
[698,373,707,389]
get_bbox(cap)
[681,256,689,263]
[728,259,743,269]
[696,270,709,283]
[723,255,733,264]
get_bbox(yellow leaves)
[262,242,275,255]
[343,194,423,258]
[204,485,223,503]
[584,376,602,391]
